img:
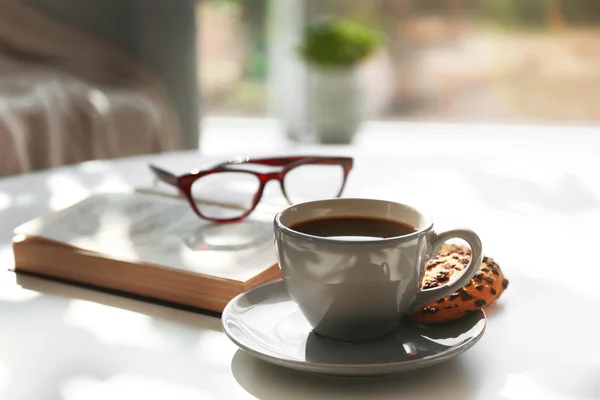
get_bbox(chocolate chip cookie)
[409,244,509,324]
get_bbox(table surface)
[1,120,600,400]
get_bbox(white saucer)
[222,279,487,376]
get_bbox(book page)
[14,192,282,282]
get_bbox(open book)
[12,191,283,313]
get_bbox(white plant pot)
[307,66,365,144]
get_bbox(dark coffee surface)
[290,216,416,240]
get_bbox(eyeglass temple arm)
[149,164,178,187]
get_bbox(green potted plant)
[299,16,384,143]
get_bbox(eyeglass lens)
[191,171,260,220]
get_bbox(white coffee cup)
[274,198,483,342]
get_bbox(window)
[198,0,269,117]
[198,0,600,125]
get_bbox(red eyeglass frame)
[149,155,354,223]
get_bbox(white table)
[1,121,600,400]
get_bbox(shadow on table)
[230,349,493,400]
[15,272,223,331]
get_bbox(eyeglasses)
[149,155,354,223]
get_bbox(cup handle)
[410,229,483,312]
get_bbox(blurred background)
[1,0,599,177]
[201,0,600,123]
